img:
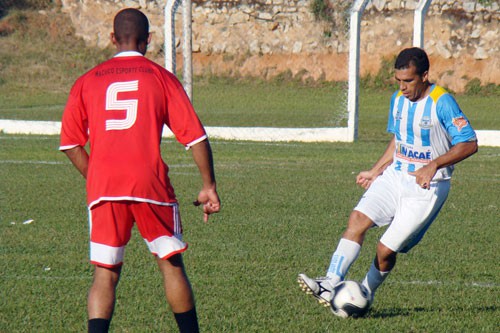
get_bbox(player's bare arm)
[410,140,478,189]
[63,146,89,179]
[356,137,395,189]
[190,139,221,222]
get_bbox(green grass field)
[1,134,499,332]
[1,5,499,333]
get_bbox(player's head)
[394,47,430,76]
[394,48,431,102]
[112,8,150,54]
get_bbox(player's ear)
[147,33,152,45]
[110,32,117,46]
[421,70,429,83]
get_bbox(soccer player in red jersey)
[60,8,220,333]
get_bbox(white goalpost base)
[0,120,349,143]
[194,127,350,143]
[0,119,498,146]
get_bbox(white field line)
[2,160,498,181]
[0,160,200,169]
[1,120,499,146]
[1,274,498,288]
[0,133,307,148]
[386,280,499,288]
[0,160,67,165]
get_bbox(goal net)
[163,0,353,142]
[159,0,498,143]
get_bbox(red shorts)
[88,201,187,267]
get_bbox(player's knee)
[375,243,397,271]
[94,265,121,287]
[345,211,373,235]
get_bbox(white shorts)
[354,167,450,253]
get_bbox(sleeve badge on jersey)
[452,116,469,132]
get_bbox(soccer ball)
[331,280,371,318]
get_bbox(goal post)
[164,0,193,100]
[347,0,370,142]
[413,0,432,48]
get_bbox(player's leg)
[88,265,121,332]
[329,168,399,288]
[157,254,199,333]
[298,170,397,306]
[360,243,394,303]
[361,178,451,299]
[87,202,134,332]
[132,202,197,332]
[298,211,373,305]
[374,242,397,272]
[328,210,375,283]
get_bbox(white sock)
[326,238,361,287]
[361,261,390,295]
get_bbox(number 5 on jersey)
[106,80,139,131]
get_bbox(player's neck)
[116,43,147,56]
[413,83,432,102]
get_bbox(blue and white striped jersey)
[387,84,476,180]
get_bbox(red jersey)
[60,52,207,208]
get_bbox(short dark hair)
[113,8,149,44]
[394,47,429,76]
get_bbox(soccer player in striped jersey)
[298,47,477,316]
[60,8,220,333]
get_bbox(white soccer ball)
[331,280,371,318]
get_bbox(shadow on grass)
[369,305,498,318]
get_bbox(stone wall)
[60,0,499,92]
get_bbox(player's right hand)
[356,171,376,190]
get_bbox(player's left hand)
[409,162,437,190]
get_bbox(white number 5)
[105,80,139,131]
